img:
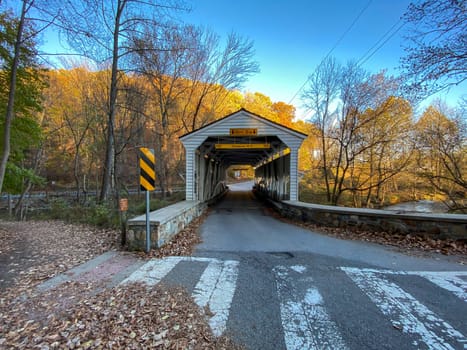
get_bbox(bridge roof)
[180,109,307,167]
[180,108,307,140]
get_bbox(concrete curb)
[35,251,144,292]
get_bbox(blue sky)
[183,0,465,118]
[37,0,464,118]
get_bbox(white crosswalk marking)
[121,257,180,285]
[417,271,467,303]
[121,256,239,337]
[339,268,467,302]
[274,265,348,350]
[121,257,466,348]
[193,259,239,337]
[342,267,467,350]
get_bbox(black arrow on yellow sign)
[139,147,156,191]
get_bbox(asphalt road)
[125,182,467,350]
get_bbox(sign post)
[139,147,156,253]
[119,198,128,246]
[145,190,150,253]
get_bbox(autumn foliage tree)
[49,0,188,202]
[242,92,295,126]
[129,23,259,195]
[350,96,413,207]
[42,67,105,200]
[4,0,466,218]
[302,57,414,206]
[414,103,466,212]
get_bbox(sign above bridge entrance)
[215,143,270,150]
[230,128,257,136]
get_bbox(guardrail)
[273,200,467,240]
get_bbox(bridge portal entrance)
[180,109,307,202]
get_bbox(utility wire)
[357,18,405,67]
[288,0,373,105]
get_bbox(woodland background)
[1,0,465,221]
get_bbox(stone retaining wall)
[126,201,207,251]
[276,200,467,240]
[126,188,229,251]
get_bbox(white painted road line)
[121,256,224,285]
[339,268,467,303]
[121,258,467,347]
[274,265,348,350]
[342,267,467,350]
[193,259,239,337]
[120,257,180,285]
[417,272,467,303]
[121,256,239,337]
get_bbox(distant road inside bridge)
[196,181,463,270]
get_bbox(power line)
[288,0,373,105]
[357,18,405,67]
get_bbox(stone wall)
[126,201,207,251]
[276,200,467,240]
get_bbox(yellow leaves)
[241,92,287,125]
[415,105,458,136]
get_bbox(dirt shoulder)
[0,216,240,349]
[0,220,120,294]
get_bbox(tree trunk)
[0,0,27,193]
[14,147,44,219]
[99,0,125,202]
[74,147,81,202]
[14,180,32,220]
[320,130,331,203]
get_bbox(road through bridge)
[126,181,467,349]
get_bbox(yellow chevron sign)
[139,147,156,191]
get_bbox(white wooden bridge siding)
[255,152,292,200]
[180,110,306,201]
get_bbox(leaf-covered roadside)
[145,210,209,259]
[0,214,243,349]
[0,221,120,294]
[0,282,240,349]
[266,208,467,264]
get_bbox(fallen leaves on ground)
[0,217,242,349]
[0,281,241,349]
[265,208,467,262]
[2,205,463,350]
[319,225,467,256]
[0,220,120,293]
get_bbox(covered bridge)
[180,109,307,201]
